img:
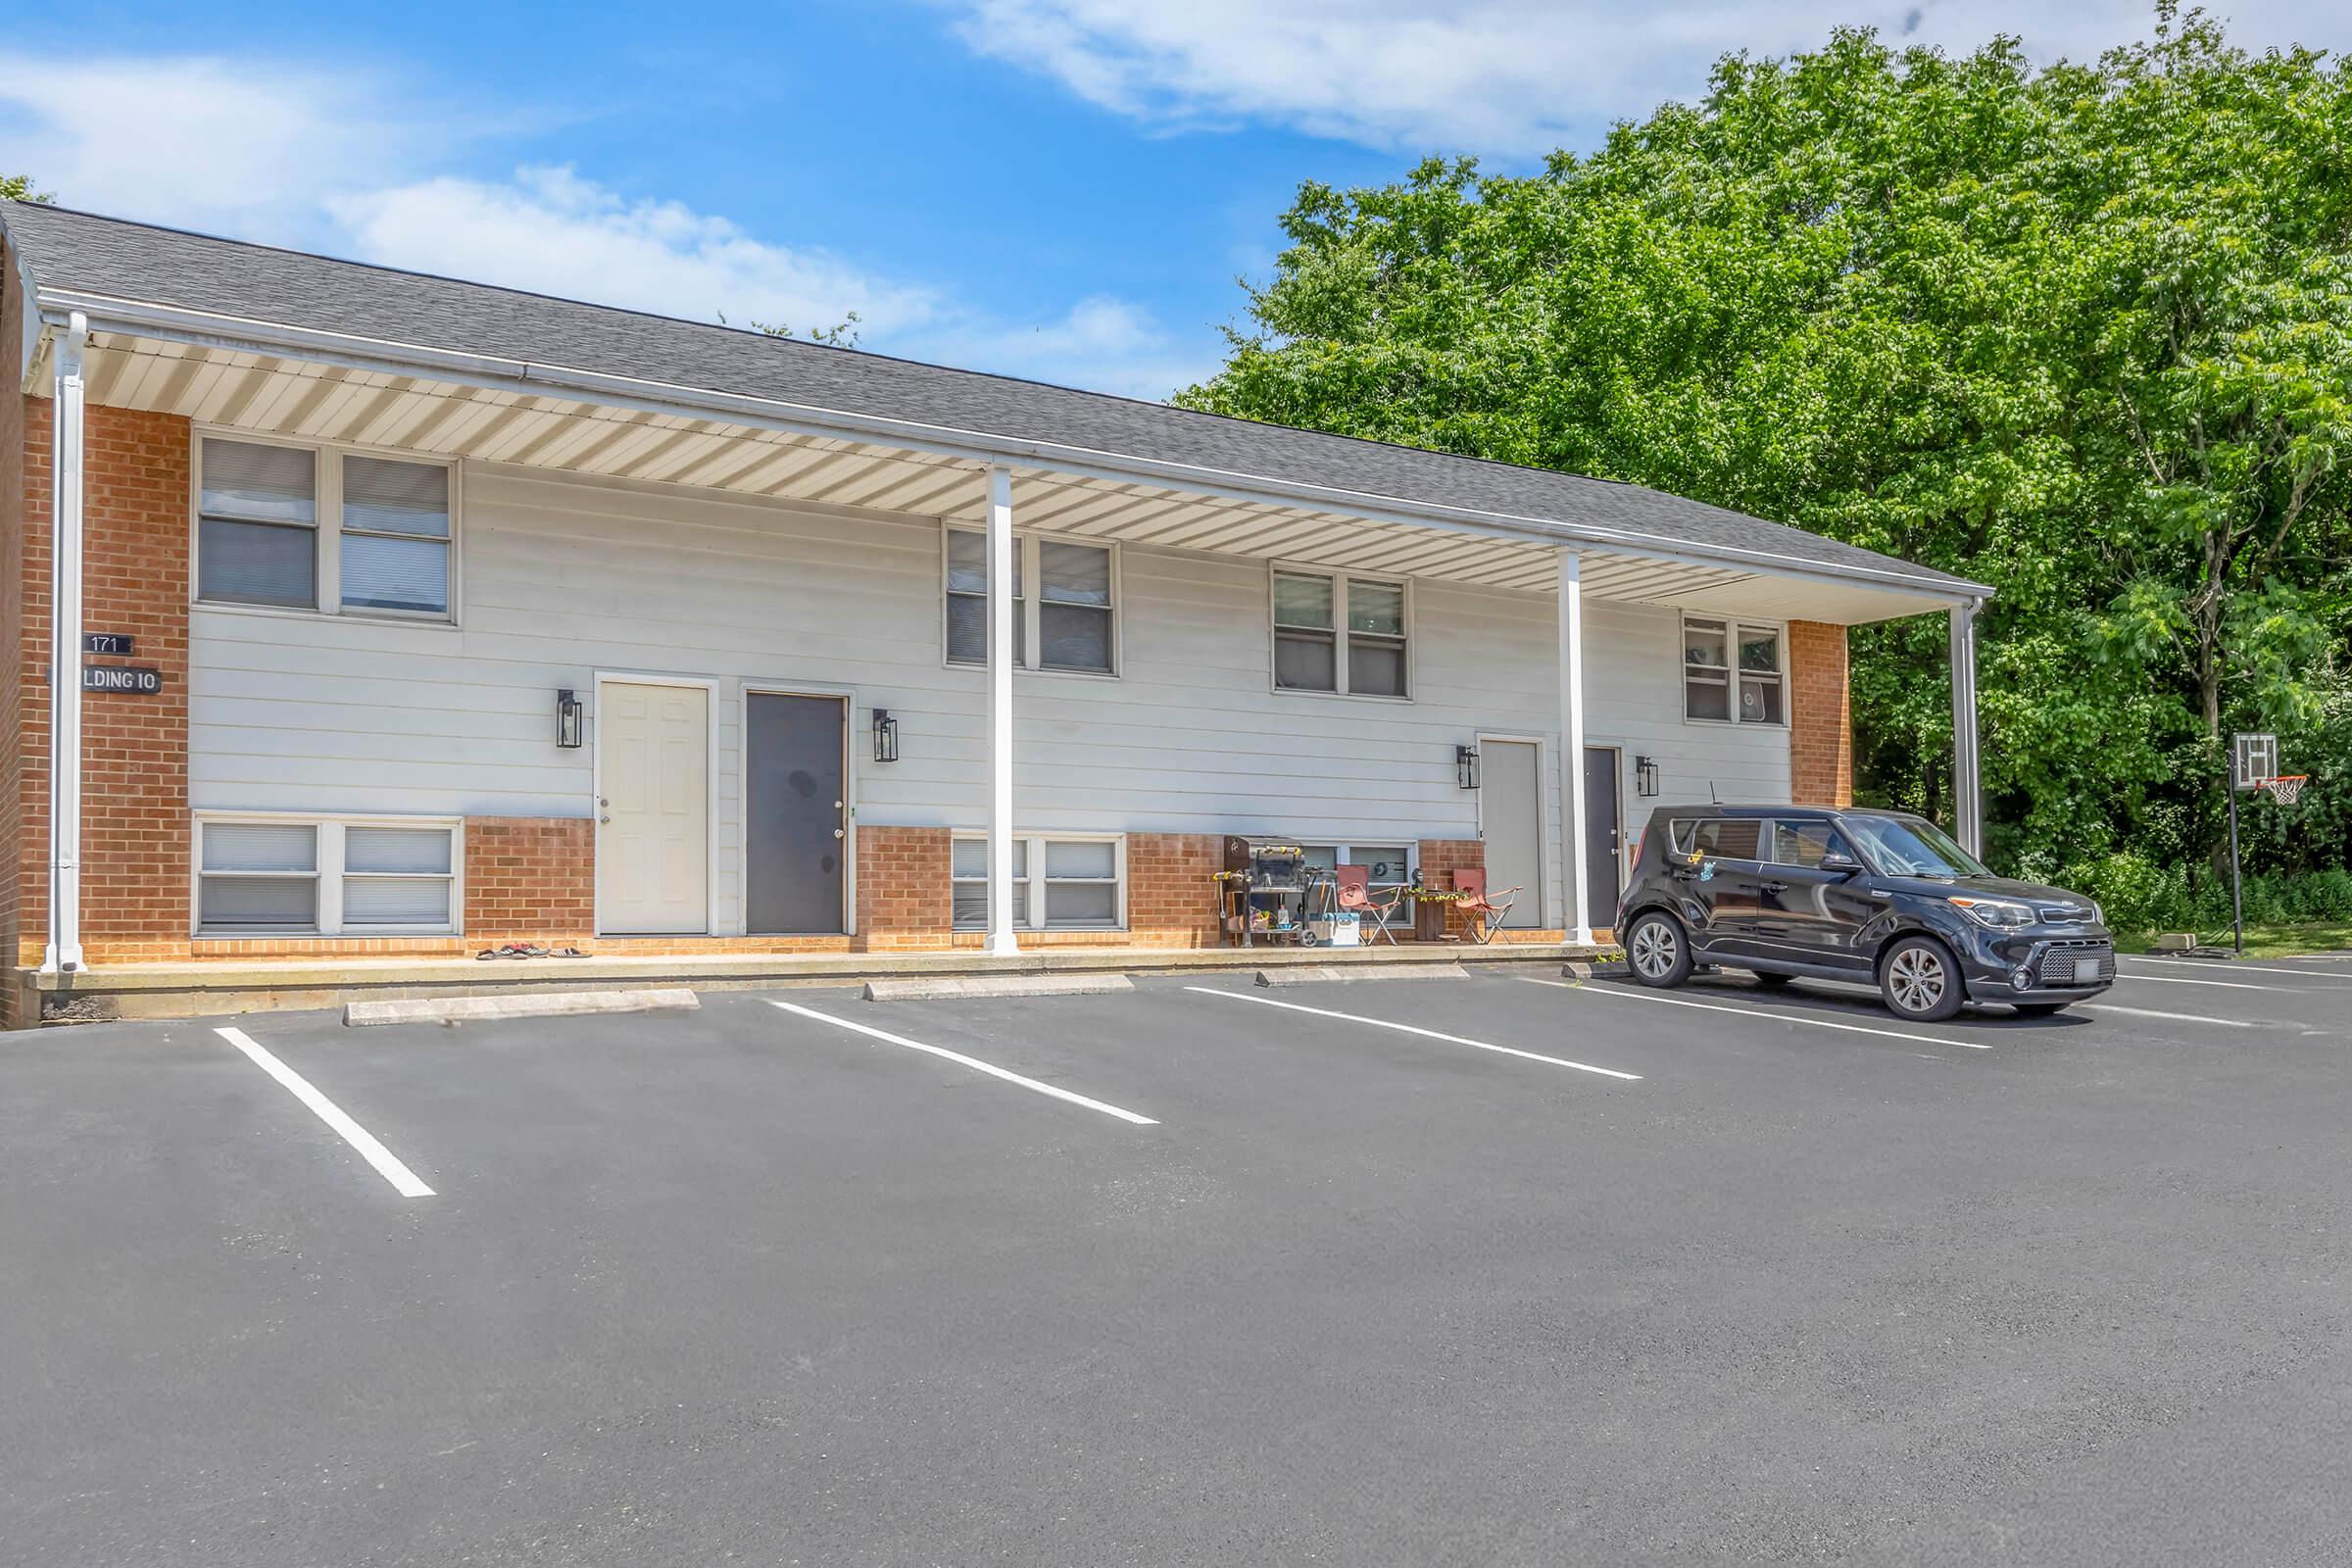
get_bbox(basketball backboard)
[2231,732,2278,791]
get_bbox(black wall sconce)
[1634,754,1661,798]
[556,689,584,749]
[1455,744,1480,790]
[872,707,900,763]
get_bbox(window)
[198,821,319,929]
[952,834,1124,929]
[1275,570,1408,697]
[339,456,451,615]
[952,836,1027,927]
[1684,617,1783,724]
[1301,843,1416,916]
[195,436,456,621]
[1669,817,1763,859]
[198,440,317,609]
[195,816,460,934]
[945,528,1115,675]
[1768,820,1856,869]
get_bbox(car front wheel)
[1880,935,1965,1022]
[1625,911,1692,988]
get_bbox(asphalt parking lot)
[7,956,2352,1566]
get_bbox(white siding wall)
[188,461,1792,932]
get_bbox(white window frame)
[1682,614,1787,727]
[951,831,1127,931]
[1268,564,1413,701]
[941,523,1121,679]
[190,428,462,625]
[191,811,465,937]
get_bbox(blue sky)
[4,2,2345,399]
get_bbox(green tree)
[1,173,52,204]
[1182,8,2352,887]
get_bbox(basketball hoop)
[2257,774,2308,807]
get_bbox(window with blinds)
[1274,569,1408,697]
[945,527,1113,673]
[198,439,318,609]
[951,835,1123,929]
[194,817,460,934]
[194,437,456,621]
[198,821,319,929]
[341,456,451,615]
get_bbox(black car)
[1614,805,2114,1020]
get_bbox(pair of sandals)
[472,943,592,960]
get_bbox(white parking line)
[1186,986,1642,1080]
[768,1001,1157,1125]
[2122,955,2352,982]
[1521,977,1992,1050]
[2084,1004,2255,1029]
[2117,972,2278,991]
[214,1026,434,1198]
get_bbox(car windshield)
[1843,813,1991,878]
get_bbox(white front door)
[1480,739,1544,929]
[598,681,710,934]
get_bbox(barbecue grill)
[1216,836,1332,947]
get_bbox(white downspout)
[1557,548,1592,945]
[1949,602,1983,858]
[43,310,88,974]
[985,466,1019,956]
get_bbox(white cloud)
[940,0,2352,156]
[329,166,943,340]
[0,53,456,241]
[0,51,1205,397]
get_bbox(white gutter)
[43,310,88,975]
[36,288,1993,606]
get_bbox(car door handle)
[1757,881,1788,894]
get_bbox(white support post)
[1557,549,1592,945]
[985,466,1019,956]
[44,311,90,974]
[1949,602,1983,858]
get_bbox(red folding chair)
[1450,867,1521,944]
[1334,864,1407,946]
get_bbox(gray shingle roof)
[4,200,1979,594]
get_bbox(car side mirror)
[1819,853,1861,877]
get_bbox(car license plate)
[2073,957,2102,984]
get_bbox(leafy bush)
[2059,854,2352,935]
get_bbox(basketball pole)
[2227,762,2244,956]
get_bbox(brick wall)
[1416,837,1486,940]
[1125,832,1221,946]
[1788,619,1854,808]
[1,253,25,998]
[465,816,595,947]
[857,824,954,949]
[15,400,193,968]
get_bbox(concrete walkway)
[15,939,1608,1026]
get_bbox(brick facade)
[1416,837,1486,940]
[1788,619,1854,808]
[466,816,596,948]
[1125,832,1221,946]
[1,252,25,1001]
[14,398,193,968]
[857,824,955,950]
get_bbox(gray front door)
[1480,739,1544,928]
[746,693,846,935]
[1583,747,1624,930]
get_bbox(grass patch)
[2113,922,2352,958]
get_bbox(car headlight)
[2088,900,2104,925]
[1949,896,2033,927]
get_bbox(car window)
[1843,814,1989,878]
[1768,821,1856,868]
[1685,818,1761,859]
